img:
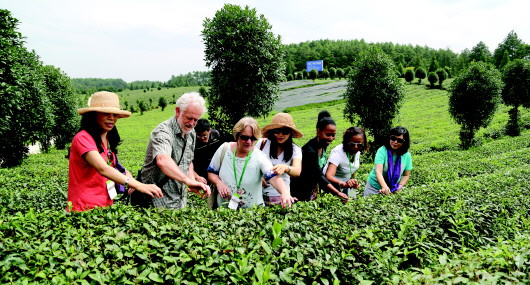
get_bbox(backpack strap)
[260,139,267,151]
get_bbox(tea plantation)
[1,82,529,284]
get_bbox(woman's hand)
[280,193,298,208]
[337,191,349,203]
[261,177,270,188]
[340,179,359,189]
[379,185,391,195]
[135,183,163,198]
[216,180,231,199]
[271,164,290,175]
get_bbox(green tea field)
[1,81,529,284]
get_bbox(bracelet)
[124,177,131,189]
[286,166,291,174]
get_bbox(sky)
[3,0,529,82]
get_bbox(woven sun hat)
[261,112,304,138]
[77,91,131,118]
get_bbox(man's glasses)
[390,136,405,144]
[271,128,292,135]
[347,142,365,148]
[239,135,257,142]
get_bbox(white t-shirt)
[322,144,360,182]
[208,143,273,208]
[256,138,302,197]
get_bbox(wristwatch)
[124,177,131,189]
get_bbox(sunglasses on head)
[239,134,257,142]
[347,142,365,148]
[270,128,292,135]
[390,135,405,144]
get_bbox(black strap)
[156,135,187,187]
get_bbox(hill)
[1,81,529,283]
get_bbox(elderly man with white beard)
[131,92,211,209]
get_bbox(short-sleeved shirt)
[67,130,113,212]
[208,143,273,208]
[322,144,361,182]
[141,117,195,209]
[367,146,413,190]
[256,138,302,197]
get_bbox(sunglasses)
[270,128,292,135]
[390,136,405,144]
[239,135,257,142]
[347,142,365,148]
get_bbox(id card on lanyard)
[228,151,252,210]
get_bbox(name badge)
[107,180,117,200]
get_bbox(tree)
[404,69,415,84]
[428,56,440,72]
[321,69,330,79]
[336,68,344,79]
[286,74,294,81]
[493,30,526,68]
[329,67,336,79]
[0,10,54,167]
[158,96,168,112]
[138,100,148,115]
[202,4,285,134]
[435,68,448,89]
[344,48,405,155]
[427,72,438,88]
[415,67,427,84]
[40,65,79,150]
[449,62,503,149]
[499,50,511,69]
[302,70,308,79]
[469,41,492,63]
[309,69,318,81]
[501,59,530,136]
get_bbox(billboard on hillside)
[306,60,324,72]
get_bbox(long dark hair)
[266,131,294,162]
[342,127,367,154]
[80,112,122,154]
[384,126,410,156]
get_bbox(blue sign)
[306,60,324,72]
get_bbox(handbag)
[207,143,228,209]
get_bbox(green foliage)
[309,69,318,81]
[404,69,414,84]
[158,97,168,112]
[435,68,448,88]
[166,71,211,88]
[501,59,530,136]
[427,72,438,88]
[343,48,405,154]
[40,65,80,150]
[493,30,527,68]
[202,4,285,135]
[138,101,148,115]
[0,10,55,167]
[71,78,128,94]
[449,62,504,148]
[329,67,336,79]
[469,41,492,63]
[336,68,344,80]
[414,67,427,84]
[428,56,439,72]
[286,74,294,81]
[321,69,330,79]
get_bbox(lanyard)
[104,141,113,166]
[346,152,353,178]
[233,150,252,189]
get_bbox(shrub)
[501,59,530,136]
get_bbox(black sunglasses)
[347,142,365,148]
[239,134,257,142]
[390,135,405,144]
[270,128,292,135]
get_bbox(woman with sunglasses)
[291,110,343,201]
[324,127,367,199]
[68,91,162,212]
[257,113,303,206]
[364,126,413,196]
[208,117,296,209]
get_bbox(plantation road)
[274,80,348,111]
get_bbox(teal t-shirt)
[367,146,413,190]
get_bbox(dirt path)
[274,80,347,111]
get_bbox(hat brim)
[77,107,131,118]
[262,123,304,138]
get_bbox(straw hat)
[261,113,304,138]
[77,91,131,118]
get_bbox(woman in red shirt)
[68,91,162,212]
